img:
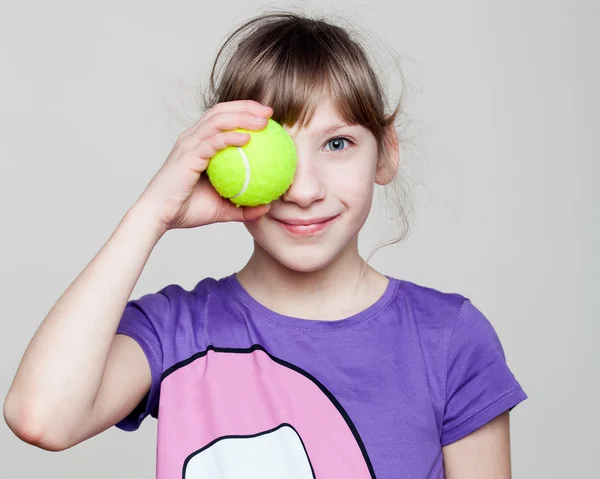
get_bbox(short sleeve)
[441,299,527,446]
[113,286,172,432]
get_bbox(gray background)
[1,0,597,477]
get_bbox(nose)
[281,151,326,207]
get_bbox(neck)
[236,239,388,320]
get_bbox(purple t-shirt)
[115,274,527,478]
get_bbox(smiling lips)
[272,215,339,236]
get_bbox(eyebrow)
[317,123,357,134]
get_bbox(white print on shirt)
[184,424,313,478]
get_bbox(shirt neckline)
[225,273,399,331]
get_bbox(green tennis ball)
[206,118,297,207]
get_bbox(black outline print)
[163,344,376,478]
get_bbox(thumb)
[218,201,271,223]
[241,203,272,222]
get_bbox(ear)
[375,124,399,186]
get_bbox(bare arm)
[3,204,166,451]
[442,411,512,478]
[3,100,273,452]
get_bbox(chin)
[263,244,341,273]
[244,216,355,274]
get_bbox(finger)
[187,100,272,135]
[174,130,249,174]
[242,204,272,222]
[192,111,270,143]
[218,202,271,224]
[184,130,253,171]
[175,111,269,155]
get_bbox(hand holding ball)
[206,119,297,206]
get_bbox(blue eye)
[324,137,353,153]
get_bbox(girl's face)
[244,93,397,273]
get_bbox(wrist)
[125,201,169,240]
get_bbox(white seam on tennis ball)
[231,147,251,199]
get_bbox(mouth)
[271,215,340,236]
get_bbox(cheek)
[326,159,377,202]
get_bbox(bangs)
[205,14,389,134]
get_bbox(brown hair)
[199,9,417,253]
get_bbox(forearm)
[3,203,165,440]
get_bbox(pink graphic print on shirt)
[156,347,374,478]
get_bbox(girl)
[4,11,527,478]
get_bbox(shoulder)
[389,276,503,359]
[386,277,503,377]
[121,276,229,330]
[148,275,228,305]
[390,276,468,334]
[160,275,240,327]
[388,277,527,444]
[184,275,234,311]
